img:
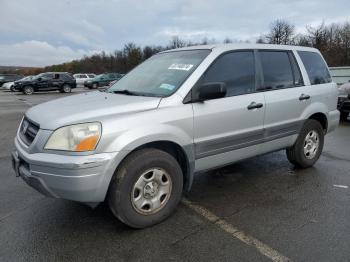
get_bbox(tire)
[108,148,183,228]
[23,86,34,95]
[92,83,98,89]
[340,112,348,121]
[286,119,324,168]
[61,84,72,93]
[10,86,15,92]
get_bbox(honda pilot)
[12,44,339,228]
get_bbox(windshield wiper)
[111,90,139,96]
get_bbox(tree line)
[6,20,350,76]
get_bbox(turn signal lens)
[75,135,99,151]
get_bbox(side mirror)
[196,82,226,102]
[37,77,42,81]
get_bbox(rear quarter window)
[298,51,332,85]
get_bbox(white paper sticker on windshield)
[159,83,175,90]
[168,63,194,71]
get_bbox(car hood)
[15,80,32,85]
[26,91,161,130]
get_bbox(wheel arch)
[308,112,328,133]
[129,140,194,191]
[103,139,194,203]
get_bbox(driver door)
[37,74,51,90]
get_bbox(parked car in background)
[338,81,350,120]
[12,44,339,228]
[13,72,76,95]
[3,76,34,92]
[84,73,124,89]
[2,81,15,91]
[73,73,96,87]
[0,74,24,87]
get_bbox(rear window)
[298,51,331,85]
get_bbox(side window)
[199,51,255,97]
[61,74,73,80]
[53,74,60,79]
[259,51,294,90]
[88,74,95,78]
[80,74,87,78]
[42,73,52,80]
[298,51,331,85]
[289,53,304,86]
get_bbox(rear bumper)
[13,137,121,204]
[327,110,340,133]
[337,97,350,113]
[84,82,94,88]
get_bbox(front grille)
[19,117,39,145]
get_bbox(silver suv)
[12,44,339,228]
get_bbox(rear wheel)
[108,148,183,228]
[23,86,34,95]
[286,119,324,168]
[92,83,98,89]
[61,84,72,93]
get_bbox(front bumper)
[13,136,120,204]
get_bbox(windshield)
[95,74,105,80]
[107,49,210,97]
[20,76,33,81]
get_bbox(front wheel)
[108,148,183,228]
[286,119,324,168]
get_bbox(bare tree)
[223,37,233,44]
[168,36,186,49]
[265,19,295,45]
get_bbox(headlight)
[44,122,101,152]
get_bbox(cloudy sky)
[0,0,349,67]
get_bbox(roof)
[161,43,319,53]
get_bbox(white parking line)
[182,198,292,262]
[333,184,348,189]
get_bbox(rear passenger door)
[257,50,310,152]
[297,51,336,113]
[192,50,265,171]
[51,73,62,89]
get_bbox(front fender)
[107,124,193,152]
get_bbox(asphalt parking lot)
[0,89,349,262]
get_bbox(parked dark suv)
[0,74,24,86]
[13,72,76,95]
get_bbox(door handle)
[299,94,310,101]
[247,102,263,110]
